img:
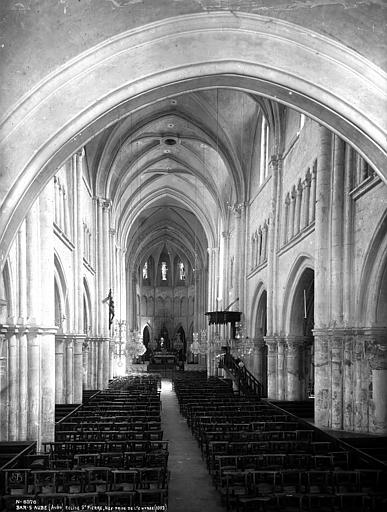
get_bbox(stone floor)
[160,378,225,512]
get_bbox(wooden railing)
[219,353,263,398]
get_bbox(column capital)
[102,199,111,210]
[94,196,111,209]
[222,231,230,240]
[227,201,247,217]
[284,193,290,206]
[264,336,277,353]
[285,335,306,350]
[75,147,85,159]
[269,154,282,172]
[368,343,387,370]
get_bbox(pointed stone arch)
[54,253,70,333]
[357,212,387,327]
[1,12,386,266]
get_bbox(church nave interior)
[0,2,387,511]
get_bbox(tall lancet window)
[161,262,168,281]
[179,261,186,281]
[142,261,148,280]
[259,116,270,185]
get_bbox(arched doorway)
[288,268,315,400]
[174,326,187,363]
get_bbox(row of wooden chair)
[173,372,387,511]
[1,375,168,511]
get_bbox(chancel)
[0,1,387,511]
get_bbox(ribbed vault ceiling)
[86,89,264,272]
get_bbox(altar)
[153,353,177,365]
[148,351,177,372]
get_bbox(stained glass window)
[161,261,168,280]
[179,261,185,280]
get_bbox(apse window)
[142,261,148,280]
[161,262,168,281]
[179,261,186,281]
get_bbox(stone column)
[96,199,104,335]
[102,200,111,337]
[369,343,387,434]
[82,339,89,389]
[109,340,115,380]
[315,127,332,327]
[252,338,265,392]
[54,176,59,225]
[294,180,303,235]
[314,128,332,429]
[39,181,56,444]
[301,170,311,229]
[222,231,230,306]
[97,339,104,389]
[8,329,18,440]
[65,337,73,403]
[55,336,65,404]
[63,189,70,236]
[88,338,96,389]
[18,221,27,322]
[314,331,330,427]
[18,327,28,439]
[343,145,354,324]
[286,336,303,400]
[283,194,290,245]
[73,151,84,335]
[58,182,64,230]
[331,336,343,430]
[309,162,317,223]
[288,186,296,241]
[234,203,247,314]
[27,329,40,441]
[207,248,216,311]
[277,338,286,400]
[331,135,345,324]
[343,335,354,431]
[0,331,8,440]
[73,336,85,403]
[354,338,368,432]
[262,222,268,262]
[272,156,283,335]
[265,337,277,399]
[26,202,40,325]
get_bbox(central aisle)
[160,378,225,512]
